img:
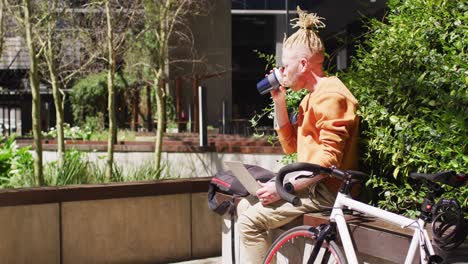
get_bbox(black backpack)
[208,164,275,213]
[207,164,275,264]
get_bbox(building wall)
[169,0,232,128]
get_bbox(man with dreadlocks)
[237,7,359,263]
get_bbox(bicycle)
[263,162,467,264]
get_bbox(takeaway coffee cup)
[256,68,283,95]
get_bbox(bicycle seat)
[410,171,466,188]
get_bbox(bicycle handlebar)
[275,163,333,206]
[275,162,368,205]
[410,171,466,188]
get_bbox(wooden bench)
[302,213,468,263]
[302,213,414,263]
[219,193,468,263]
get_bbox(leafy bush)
[70,72,108,125]
[124,161,167,181]
[0,136,35,188]
[0,136,175,188]
[70,71,137,126]
[342,0,467,214]
[44,150,128,185]
[45,148,91,185]
[44,153,166,185]
[43,123,92,140]
[83,114,105,133]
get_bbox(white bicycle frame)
[330,192,435,264]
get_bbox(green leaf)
[417,72,427,82]
[390,116,399,123]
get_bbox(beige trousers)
[236,182,335,264]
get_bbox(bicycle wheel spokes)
[263,226,346,264]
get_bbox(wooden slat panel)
[304,213,415,263]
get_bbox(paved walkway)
[168,256,221,264]
[440,240,468,263]
[167,239,468,264]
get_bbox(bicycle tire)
[263,225,347,264]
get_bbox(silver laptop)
[224,161,261,195]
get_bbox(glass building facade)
[230,0,388,124]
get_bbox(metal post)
[193,76,199,133]
[198,86,207,147]
[188,103,192,132]
[222,99,226,134]
[7,107,10,135]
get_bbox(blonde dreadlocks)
[283,7,326,56]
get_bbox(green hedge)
[342,0,467,215]
[70,71,137,125]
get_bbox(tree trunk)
[153,71,165,171]
[146,84,153,132]
[192,76,199,133]
[49,64,65,168]
[46,0,65,168]
[105,0,116,181]
[161,78,167,132]
[23,0,43,185]
[46,28,65,168]
[130,86,139,131]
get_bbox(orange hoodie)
[276,76,359,193]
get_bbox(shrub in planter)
[342,0,467,215]
[42,123,92,140]
[70,71,137,127]
[0,136,35,188]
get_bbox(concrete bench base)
[221,213,241,264]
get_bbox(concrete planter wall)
[42,150,284,178]
[0,178,220,264]
[18,138,285,176]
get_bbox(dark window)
[231,15,275,123]
[0,106,21,136]
[231,0,320,10]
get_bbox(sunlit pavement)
[168,256,222,264]
[166,240,468,264]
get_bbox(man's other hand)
[256,181,280,205]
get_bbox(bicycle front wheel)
[263,225,347,264]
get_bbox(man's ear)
[299,58,308,73]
